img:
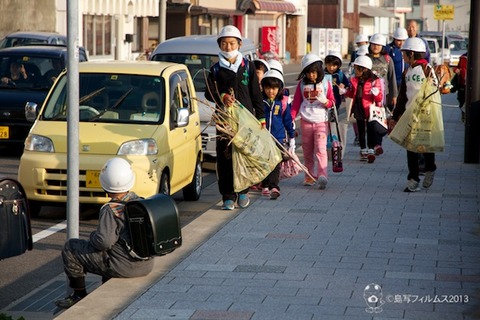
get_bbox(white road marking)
[32,221,67,243]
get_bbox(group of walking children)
[207,25,439,211]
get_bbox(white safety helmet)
[100,158,135,193]
[401,37,426,53]
[254,59,270,72]
[301,53,323,71]
[369,33,387,46]
[261,69,284,87]
[355,34,369,44]
[393,27,408,40]
[356,44,369,56]
[267,59,283,75]
[217,25,242,45]
[353,55,373,70]
[326,50,343,63]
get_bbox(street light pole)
[464,0,480,163]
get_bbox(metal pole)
[440,20,445,65]
[66,0,80,238]
[464,0,480,163]
[159,0,167,43]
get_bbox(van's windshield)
[41,73,165,123]
[151,54,218,93]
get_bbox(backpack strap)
[280,95,288,115]
[105,199,151,261]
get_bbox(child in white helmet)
[55,158,154,309]
[260,70,296,199]
[368,33,398,156]
[205,25,265,210]
[388,27,409,90]
[391,37,438,192]
[345,56,383,163]
[253,58,270,90]
[291,53,335,189]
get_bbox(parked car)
[419,32,467,66]
[0,45,88,150]
[0,31,67,49]
[18,61,203,217]
[424,37,450,66]
[150,35,257,158]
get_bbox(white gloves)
[370,87,380,96]
[317,93,328,104]
[339,87,347,95]
[288,138,296,153]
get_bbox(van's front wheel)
[159,171,170,196]
[183,159,202,201]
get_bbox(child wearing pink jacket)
[291,53,335,190]
[345,55,383,163]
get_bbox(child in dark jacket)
[324,51,350,109]
[260,70,295,199]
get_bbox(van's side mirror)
[25,102,38,122]
[176,108,189,127]
[449,43,455,49]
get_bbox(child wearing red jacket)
[345,56,383,163]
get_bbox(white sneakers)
[423,171,435,188]
[404,171,435,192]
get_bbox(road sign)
[434,4,455,20]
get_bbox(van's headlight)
[24,134,54,152]
[118,139,157,155]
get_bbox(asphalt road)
[0,152,219,311]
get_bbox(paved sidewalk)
[61,103,479,320]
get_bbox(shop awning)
[239,0,296,13]
[359,6,395,18]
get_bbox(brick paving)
[109,101,480,319]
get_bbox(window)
[169,71,192,129]
[83,15,113,57]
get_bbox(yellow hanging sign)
[434,5,454,20]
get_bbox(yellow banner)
[434,5,454,20]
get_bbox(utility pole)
[159,0,167,43]
[66,0,80,239]
[464,0,480,163]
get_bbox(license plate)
[86,170,101,188]
[0,126,9,139]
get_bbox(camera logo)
[364,283,385,313]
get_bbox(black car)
[0,45,87,150]
[0,31,67,49]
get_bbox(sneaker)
[261,188,270,197]
[404,179,421,192]
[317,176,328,190]
[423,171,435,188]
[360,149,368,161]
[221,200,235,210]
[238,194,250,208]
[367,149,376,163]
[250,184,262,192]
[374,145,383,155]
[303,177,316,186]
[270,188,280,200]
[55,292,85,309]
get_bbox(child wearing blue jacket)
[260,70,296,199]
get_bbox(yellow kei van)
[18,61,203,217]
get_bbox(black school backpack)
[111,194,182,260]
[0,178,33,259]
